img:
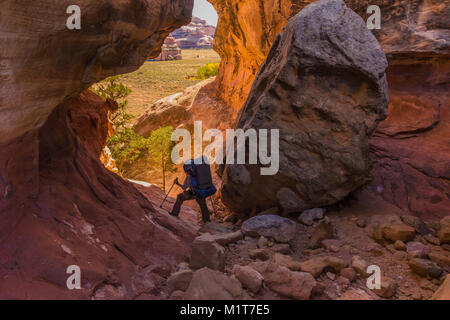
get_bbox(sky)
[193,0,218,26]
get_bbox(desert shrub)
[107,127,150,168]
[195,62,220,80]
[91,76,150,170]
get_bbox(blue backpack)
[184,157,217,199]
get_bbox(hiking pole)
[160,180,176,208]
[210,195,217,217]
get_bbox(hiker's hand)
[174,178,179,185]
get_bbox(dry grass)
[118,49,220,118]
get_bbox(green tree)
[91,75,133,128]
[149,126,176,192]
[91,76,149,172]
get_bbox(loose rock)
[250,261,316,300]
[300,256,347,277]
[241,215,296,243]
[184,268,243,300]
[383,224,416,242]
[408,258,442,278]
[232,265,264,293]
[189,233,227,271]
[298,208,325,226]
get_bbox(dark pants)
[170,191,210,222]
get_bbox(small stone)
[440,216,450,229]
[383,224,416,242]
[321,239,341,251]
[428,250,450,267]
[326,272,336,280]
[271,253,302,271]
[257,236,268,248]
[393,251,407,260]
[438,227,450,244]
[340,267,357,282]
[248,248,272,261]
[184,268,243,299]
[167,269,194,294]
[271,243,291,254]
[408,258,442,278]
[385,244,396,254]
[300,256,347,278]
[250,261,316,300]
[351,256,369,277]
[372,275,397,298]
[368,244,384,257]
[337,289,373,300]
[330,245,340,253]
[401,215,429,235]
[298,208,325,226]
[411,291,422,300]
[232,265,264,293]
[394,240,406,251]
[424,234,440,246]
[309,218,334,249]
[311,282,326,296]
[189,233,227,271]
[337,276,350,286]
[213,230,243,246]
[356,219,367,228]
[406,241,430,258]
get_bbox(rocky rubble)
[162,190,449,300]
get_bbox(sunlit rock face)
[0,0,193,144]
[209,0,314,112]
[220,0,389,214]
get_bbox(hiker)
[169,157,216,223]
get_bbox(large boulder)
[241,215,296,242]
[249,261,316,300]
[220,0,389,214]
[183,268,243,300]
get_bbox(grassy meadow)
[118,49,220,118]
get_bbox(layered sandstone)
[220,0,389,214]
[0,0,193,144]
[0,0,195,299]
[0,91,197,299]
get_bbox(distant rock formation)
[172,17,216,49]
[152,34,183,61]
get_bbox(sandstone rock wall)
[0,0,193,144]
[220,0,389,214]
[211,0,449,218]
[209,0,313,111]
[0,91,197,299]
[0,0,195,299]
